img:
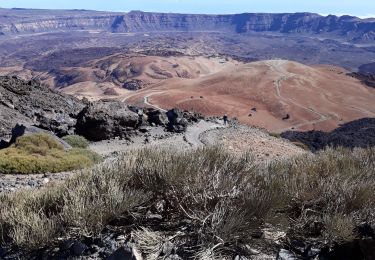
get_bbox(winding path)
[184,120,225,148]
[143,92,167,112]
[122,91,167,112]
[265,60,331,132]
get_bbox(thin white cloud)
[358,14,375,19]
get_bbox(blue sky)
[0,0,374,17]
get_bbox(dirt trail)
[184,120,226,148]
[143,92,167,112]
[90,120,225,156]
[122,91,168,112]
[121,92,138,103]
[265,60,331,132]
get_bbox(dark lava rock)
[0,247,8,258]
[76,100,139,141]
[107,246,135,260]
[166,108,188,133]
[0,102,31,140]
[348,72,375,88]
[358,238,375,260]
[0,76,84,137]
[285,232,375,260]
[282,114,290,120]
[146,108,169,126]
[122,79,144,91]
[182,110,204,123]
[36,111,77,136]
[281,118,375,151]
[71,241,88,256]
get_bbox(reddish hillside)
[121,60,375,132]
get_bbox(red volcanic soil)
[122,60,375,133]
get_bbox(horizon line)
[1,7,374,19]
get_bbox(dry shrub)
[323,214,356,242]
[0,161,150,249]
[0,145,374,258]
[269,147,375,241]
[132,228,164,259]
[126,147,284,255]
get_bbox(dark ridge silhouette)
[347,72,375,88]
[281,118,375,151]
[359,62,375,75]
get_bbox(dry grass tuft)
[0,145,374,258]
[133,228,164,259]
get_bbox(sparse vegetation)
[62,134,90,148]
[291,141,310,150]
[269,132,281,138]
[0,133,100,174]
[0,146,374,258]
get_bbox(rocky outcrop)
[182,111,205,124]
[0,104,31,140]
[348,72,375,88]
[0,76,84,137]
[122,79,144,91]
[0,9,374,43]
[76,100,139,141]
[166,108,188,133]
[146,108,169,126]
[1,124,72,150]
[0,76,202,142]
[359,62,375,75]
[281,118,375,151]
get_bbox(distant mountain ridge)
[0,9,374,42]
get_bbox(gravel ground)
[0,172,71,193]
[201,124,308,162]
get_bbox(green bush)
[0,133,101,174]
[62,135,89,148]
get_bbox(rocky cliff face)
[0,76,85,137]
[0,9,374,42]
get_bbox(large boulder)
[36,111,77,136]
[0,104,31,139]
[182,111,204,123]
[146,108,169,126]
[166,108,188,133]
[76,100,139,141]
[0,76,84,137]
